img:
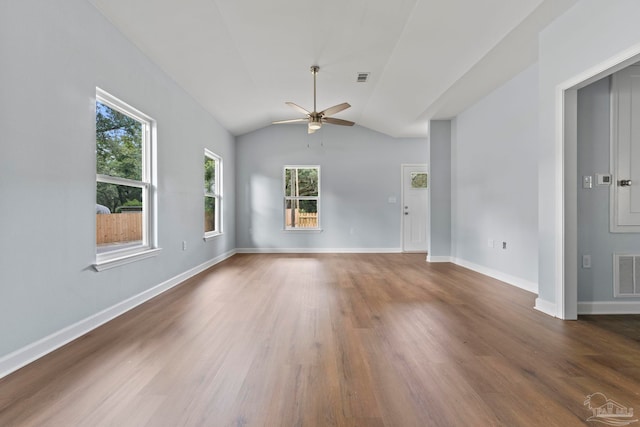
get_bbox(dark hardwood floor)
[1,253,639,426]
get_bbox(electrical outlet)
[502,241,507,250]
[582,254,591,269]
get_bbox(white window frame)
[204,149,223,240]
[283,165,321,231]
[94,88,160,271]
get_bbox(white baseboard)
[578,301,640,315]
[0,249,236,380]
[236,247,402,254]
[534,298,557,317]
[426,255,452,263]
[452,257,539,294]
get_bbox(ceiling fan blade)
[323,117,355,126]
[286,102,311,115]
[272,118,307,124]
[320,102,351,117]
[277,66,355,133]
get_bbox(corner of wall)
[534,297,557,318]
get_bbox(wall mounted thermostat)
[596,173,612,185]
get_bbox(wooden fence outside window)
[96,213,142,245]
[285,209,318,228]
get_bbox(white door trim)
[401,163,428,253]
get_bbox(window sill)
[203,231,223,241]
[93,248,162,272]
[282,228,323,233]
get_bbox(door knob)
[619,179,632,187]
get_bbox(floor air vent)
[614,254,640,297]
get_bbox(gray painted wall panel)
[428,121,452,257]
[0,0,235,358]
[235,125,427,250]
[452,64,539,285]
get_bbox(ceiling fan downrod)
[311,65,319,114]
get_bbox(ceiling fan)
[273,65,355,134]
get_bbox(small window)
[284,166,320,230]
[204,149,222,238]
[411,172,428,188]
[95,88,157,268]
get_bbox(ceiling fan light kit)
[273,65,355,134]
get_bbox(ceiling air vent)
[356,72,370,83]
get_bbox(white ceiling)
[89,0,578,138]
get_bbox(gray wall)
[0,0,235,358]
[577,76,640,302]
[428,121,452,259]
[538,0,640,307]
[451,63,539,287]
[235,125,427,250]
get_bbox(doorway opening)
[560,50,640,319]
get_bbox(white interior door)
[402,164,428,252]
[612,65,640,231]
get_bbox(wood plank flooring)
[1,253,639,426]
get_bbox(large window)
[284,166,320,230]
[95,88,156,268]
[204,149,222,238]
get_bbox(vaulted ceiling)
[90,0,578,138]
